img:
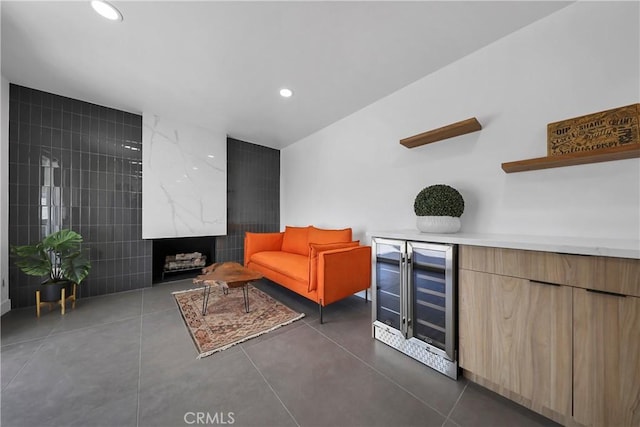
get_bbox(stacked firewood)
[164,252,207,271]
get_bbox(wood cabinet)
[573,288,640,427]
[459,269,572,424]
[459,245,640,427]
[459,245,640,297]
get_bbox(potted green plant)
[11,229,92,302]
[414,184,465,233]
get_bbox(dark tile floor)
[1,279,560,427]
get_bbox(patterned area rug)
[173,285,305,358]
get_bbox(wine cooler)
[372,237,458,379]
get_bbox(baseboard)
[1,298,11,316]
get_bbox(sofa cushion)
[250,251,309,284]
[281,226,311,256]
[308,241,360,291]
[244,232,284,266]
[308,226,352,246]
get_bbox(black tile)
[62,97,75,113]
[30,89,42,106]
[73,113,84,132]
[16,226,31,246]
[60,130,72,150]
[41,108,53,128]
[19,86,32,104]
[49,129,61,149]
[62,112,73,131]
[51,108,63,130]
[81,115,91,135]
[9,99,20,122]
[114,122,124,139]
[106,108,116,122]
[9,83,20,101]
[82,101,92,117]
[8,87,152,307]
[51,93,63,110]
[71,99,83,115]
[17,185,30,205]
[42,92,53,109]
[41,128,51,146]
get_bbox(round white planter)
[416,216,461,233]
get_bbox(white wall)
[142,113,227,239]
[282,2,640,243]
[1,75,11,314]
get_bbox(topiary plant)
[414,184,465,217]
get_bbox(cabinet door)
[459,270,572,420]
[372,239,404,331]
[573,288,640,427]
[408,242,455,361]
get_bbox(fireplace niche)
[152,236,216,284]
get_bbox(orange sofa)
[244,226,371,323]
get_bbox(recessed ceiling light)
[207,154,215,159]
[91,0,123,21]
[279,88,293,98]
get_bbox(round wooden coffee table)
[193,262,263,315]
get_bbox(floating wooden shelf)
[400,117,482,148]
[501,144,640,173]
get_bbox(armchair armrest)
[244,232,284,266]
[316,246,372,306]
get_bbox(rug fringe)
[171,287,206,295]
[196,312,306,359]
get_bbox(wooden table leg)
[36,290,41,318]
[60,288,66,315]
[71,283,77,309]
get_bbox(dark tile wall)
[8,84,152,308]
[215,138,280,263]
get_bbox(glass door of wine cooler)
[407,242,456,362]
[372,238,404,332]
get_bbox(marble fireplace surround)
[142,113,227,239]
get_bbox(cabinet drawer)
[603,257,640,297]
[459,245,640,297]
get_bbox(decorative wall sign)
[547,103,640,156]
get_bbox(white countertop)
[366,230,640,259]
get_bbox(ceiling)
[1,1,571,149]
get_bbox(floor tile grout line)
[443,382,468,427]
[136,290,145,427]
[239,319,308,351]
[1,339,46,393]
[307,321,451,420]
[2,311,144,348]
[1,309,64,392]
[2,292,150,347]
[1,333,49,349]
[240,346,301,427]
[141,305,179,318]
